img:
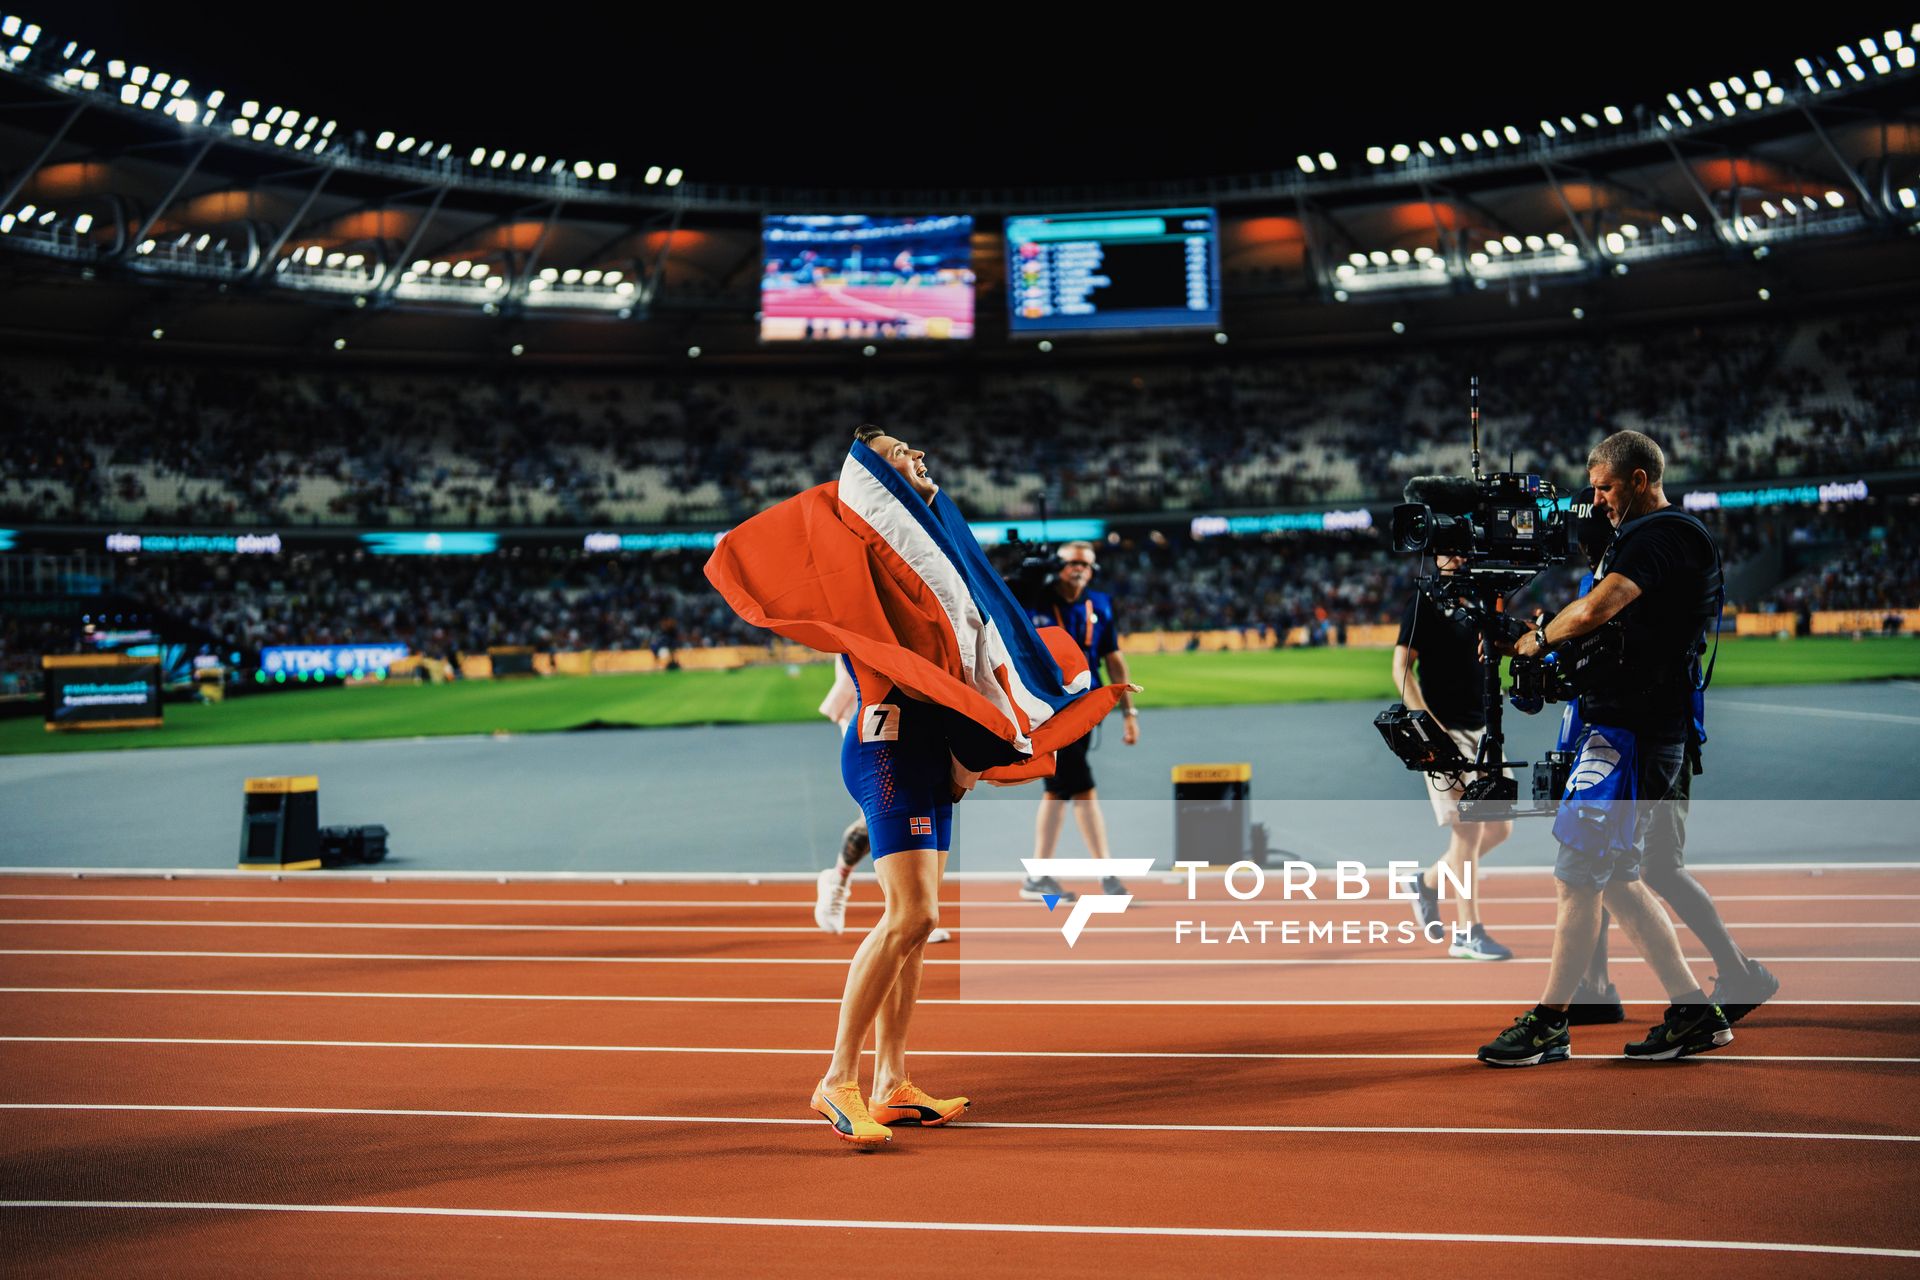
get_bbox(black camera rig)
[1373,377,1588,821]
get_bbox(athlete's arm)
[1105,651,1139,744]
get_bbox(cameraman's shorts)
[1042,732,1095,798]
[1554,741,1689,891]
[1424,726,1510,827]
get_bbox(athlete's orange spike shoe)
[868,1080,970,1127]
[811,1080,891,1149]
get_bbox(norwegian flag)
[909,816,933,836]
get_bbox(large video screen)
[1006,208,1221,334]
[761,214,975,342]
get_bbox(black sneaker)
[1410,873,1440,934]
[1019,876,1077,904]
[1565,979,1625,1026]
[1709,961,1781,1025]
[1623,1003,1733,1061]
[1100,876,1127,895]
[1477,1009,1571,1067]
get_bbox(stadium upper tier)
[0,17,1917,358]
[1,306,1912,529]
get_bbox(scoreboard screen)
[1005,208,1221,335]
[42,655,162,731]
[761,214,975,342]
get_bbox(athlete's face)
[867,433,937,501]
[1588,464,1649,527]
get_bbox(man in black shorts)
[1019,541,1138,902]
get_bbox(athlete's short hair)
[853,424,887,447]
[1587,430,1665,486]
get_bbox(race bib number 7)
[860,703,901,743]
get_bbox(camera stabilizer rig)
[1373,377,1583,821]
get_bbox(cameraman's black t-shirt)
[1397,588,1486,731]
[1582,511,1719,743]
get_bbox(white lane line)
[2,892,1918,907]
[1716,701,1920,725]
[0,1201,1912,1260]
[5,918,1918,935]
[3,1104,1916,1147]
[5,1036,1914,1066]
[7,986,1920,1008]
[4,949,1917,966]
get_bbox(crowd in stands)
[2,305,1915,531]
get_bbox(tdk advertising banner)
[260,644,411,677]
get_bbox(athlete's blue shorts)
[840,689,954,858]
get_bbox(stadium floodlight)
[1782,199,1799,215]
[0,16,16,37]
[688,346,702,358]
[1486,239,1504,255]
[1729,76,1746,94]
[171,79,187,96]
[1366,146,1385,164]
[1318,152,1336,169]
[81,71,97,90]
[106,58,124,77]
[151,327,162,339]
[472,263,490,278]
[645,165,663,184]
[1368,250,1388,266]
[1758,287,1771,300]
[205,89,224,109]
[1677,108,1694,126]
[573,160,592,178]
[1682,213,1698,229]
[528,278,547,292]
[1332,288,1349,301]
[1348,251,1366,267]
[540,267,559,281]
[1295,154,1315,173]
[1503,124,1521,144]
[430,260,451,276]
[487,276,504,290]
[1413,245,1433,261]
[118,84,136,105]
[1461,133,1479,151]
[1417,140,1434,157]
[241,100,258,117]
[1873,55,1891,74]
[73,213,92,233]
[603,270,621,283]
[321,119,336,137]
[1439,137,1457,155]
[1901,47,1917,68]
[304,245,322,265]
[1524,234,1543,251]
[1837,44,1855,62]
[333,338,346,350]
[131,65,148,85]
[1604,231,1625,254]
[1795,57,1813,75]
[1335,264,1356,279]
[1501,234,1521,251]
[177,100,198,125]
[62,66,80,84]
[1744,92,1761,109]
[510,344,524,356]
[452,259,472,278]
[0,214,11,234]
[346,254,364,268]
[1893,29,1906,47]
[152,71,170,91]
[265,105,281,124]
[1762,201,1779,218]
[1825,190,1845,207]
[1848,62,1866,81]
[273,128,291,145]
[1767,86,1784,103]
[1390,248,1409,264]
[138,238,154,253]
[1481,129,1499,147]
[1603,105,1623,124]
[143,91,161,110]
[1390,321,1405,334]
[1754,69,1772,88]
[1657,115,1672,130]
[1541,119,1556,137]
[1579,112,1599,127]
[250,123,267,140]
[1390,143,1410,162]
[1900,188,1917,209]
[435,143,450,160]
[531,156,547,172]
[1801,196,1816,210]
[665,168,682,186]
[1560,115,1577,131]
[193,232,209,250]
[411,259,430,273]
[491,150,507,168]
[21,21,34,42]
[1424,256,1445,271]
[597,162,616,180]
[1469,251,1488,265]
[1661,216,1677,233]
[1572,307,1584,318]
[510,153,526,171]
[325,251,344,267]
[1666,92,1683,109]
[583,269,603,284]
[469,147,486,165]
[1547,232,1565,246]
[562,267,582,284]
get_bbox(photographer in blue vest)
[1478,431,1777,1066]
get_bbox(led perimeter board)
[761,214,975,342]
[1006,208,1221,334]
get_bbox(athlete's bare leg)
[872,849,948,1096]
[823,848,943,1089]
[1033,795,1069,860]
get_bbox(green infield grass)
[2,635,1913,755]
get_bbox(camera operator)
[1478,431,1776,1067]
[1392,554,1515,961]
[1012,540,1138,903]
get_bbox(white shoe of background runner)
[814,866,850,935]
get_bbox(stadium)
[1,6,1918,1274]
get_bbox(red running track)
[1,868,1917,1276]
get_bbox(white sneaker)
[814,866,850,935]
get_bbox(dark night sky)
[47,5,1920,190]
